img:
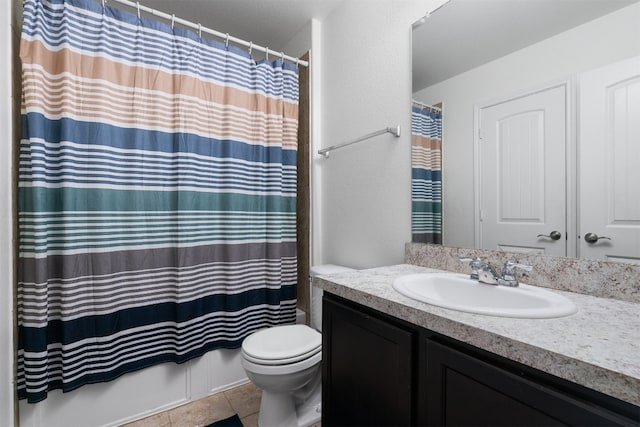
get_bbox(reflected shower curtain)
[18,0,298,403]
[411,104,442,244]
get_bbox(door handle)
[537,230,562,241]
[584,233,612,243]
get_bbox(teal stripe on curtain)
[411,104,442,244]
[18,0,299,403]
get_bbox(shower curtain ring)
[265,47,269,61]
[136,1,140,19]
[225,33,230,48]
[248,41,253,55]
[171,14,175,29]
[280,51,285,63]
[198,23,202,38]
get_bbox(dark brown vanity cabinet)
[322,293,639,427]
[321,293,417,426]
[421,339,636,426]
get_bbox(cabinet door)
[423,339,635,426]
[322,295,416,427]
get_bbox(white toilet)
[241,264,354,427]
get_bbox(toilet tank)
[310,264,354,331]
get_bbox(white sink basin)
[392,273,577,319]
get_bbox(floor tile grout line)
[121,382,264,427]
[222,391,235,418]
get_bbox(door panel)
[497,244,546,255]
[478,84,567,256]
[579,56,640,262]
[498,111,545,221]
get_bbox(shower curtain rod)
[104,0,309,67]
[318,126,401,158]
[412,99,442,112]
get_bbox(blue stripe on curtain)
[18,0,299,403]
[411,104,442,244]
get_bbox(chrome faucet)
[461,258,532,287]
[478,262,502,285]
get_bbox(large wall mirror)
[412,0,640,262]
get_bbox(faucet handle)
[503,260,533,272]
[460,257,482,280]
[502,261,532,284]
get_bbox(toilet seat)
[242,324,321,366]
[242,348,322,376]
[242,345,321,365]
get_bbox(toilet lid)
[242,325,321,365]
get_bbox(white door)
[579,56,640,263]
[478,84,567,256]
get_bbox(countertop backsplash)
[405,243,640,304]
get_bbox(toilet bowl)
[240,264,354,427]
[241,324,322,427]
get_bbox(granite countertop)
[314,264,640,406]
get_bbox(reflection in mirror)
[412,0,640,261]
[411,100,442,244]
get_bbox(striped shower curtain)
[411,104,442,244]
[18,0,298,403]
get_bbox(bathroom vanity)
[316,265,640,427]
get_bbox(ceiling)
[108,0,637,86]
[138,0,343,54]
[412,0,639,91]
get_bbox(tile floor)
[120,382,321,427]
